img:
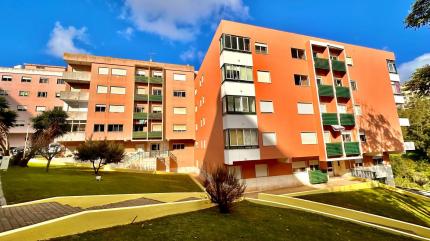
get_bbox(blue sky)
[0,0,429,81]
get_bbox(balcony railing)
[318,84,334,97]
[344,142,360,156]
[340,113,355,126]
[335,86,350,99]
[134,94,163,102]
[135,75,163,85]
[133,112,162,120]
[132,131,162,139]
[314,57,330,70]
[60,72,91,84]
[331,60,346,72]
[60,91,89,102]
[322,113,339,125]
[326,143,343,157]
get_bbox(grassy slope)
[1,165,202,204]
[299,187,430,227]
[51,201,417,241]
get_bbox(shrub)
[203,165,246,213]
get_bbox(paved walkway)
[0,197,164,233]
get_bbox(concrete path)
[0,197,164,233]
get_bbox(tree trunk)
[46,157,52,172]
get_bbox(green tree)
[398,97,430,159]
[0,96,17,156]
[404,65,430,96]
[405,0,430,28]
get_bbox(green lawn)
[298,187,430,227]
[50,201,417,241]
[1,165,202,204]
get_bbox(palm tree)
[0,96,17,156]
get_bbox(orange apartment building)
[194,20,412,191]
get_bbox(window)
[309,160,319,170]
[173,74,186,81]
[350,80,357,91]
[320,104,327,113]
[335,78,342,87]
[14,120,25,127]
[136,87,146,95]
[36,106,46,112]
[173,90,186,97]
[67,120,86,132]
[387,60,397,74]
[359,131,366,142]
[152,106,162,113]
[342,131,352,142]
[110,86,126,94]
[94,124,105,132]
[95,104,106,112]
[220,34,250,52]
[354,105,362,115]
[112,68,127,76]
[255,164,268,177]
[18,91,29,97]
[97,85,108,93]
[222,64,253,82]
[54,106,62,111]
[153,71,163,78]
[292,161,307,173]
[262,132,277,146]
[98,67,109,75]
[107,124,123,132]
[0,90,7,96]
[2,75,12,81]
[57,79,65,84]
[323,131,331,143]
[391,81,401,94]
[337,104,347,113]
[255,43,268,54]
[173,124,187,132]
[257,71,271,83]
[222,96,256,114]
[294,75,309,86]
[301,132,318,144]
[21,77,31,82]
[173,107,187,115]
[109,105,125,113]
[260,100,274,113]
[17,105,27,111]
[346,56,353,66]
[152,89,162,96]
[297,103,314,115]
[291,48,306,59]
[330,55,338,61]
[55,92,61,98]
[37,92,48,98]
[224,129,258,149]
[173,143,185,150]
[316,76,323,85]
[39,77,48,83]
[135,106,145,113]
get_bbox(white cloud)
[180,47,204,62]
[398,53,430,81]
[117,27,134,40]
[46,22,89,58]
[121,0,249,41]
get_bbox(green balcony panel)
[309,170,328,184]
[340,113,355,126]
[318,84,334,97]
[326,143,343,157]
[135,76,163,84]
[314,58,330,70]
[335,86,350,99]
[134,94,163,102]
[331,60,346,72]
[344,142,360,156]
[133,112,162,120]
[322,113,339,125]
[133,131,162,139]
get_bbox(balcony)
[60,91,89,103]
[331,60,346,72]
[326,143,343,157]
[133,112,162,120]
[335,86,350,99]
[55,132,86,142]
[135,75,163,85]
[344,142,360,156]
[318,84,334,97]
[322,113,339,125]
[60,72,91,84]
[340,113,355,126]
[66,111,87,120]
[314,58,330,70]
[133,131,162,139]
[134,94,163,102]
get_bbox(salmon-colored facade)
[195,20,407,191]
